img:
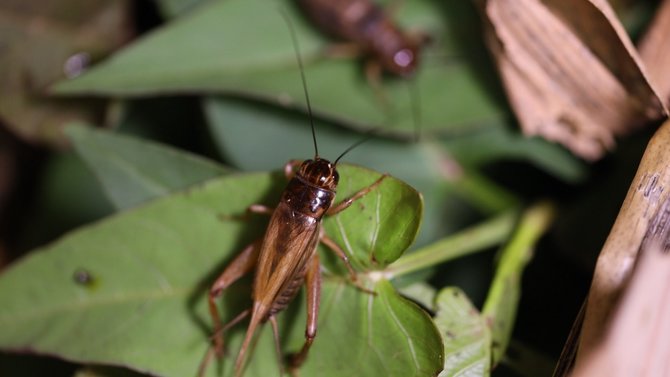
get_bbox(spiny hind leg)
[289,254,321,371]
[198,308,250,377]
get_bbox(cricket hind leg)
[207,240,262,358]
[289,253,321,371]
[198,308,251,377]
[269,316,285,377]
[203,202,275,372]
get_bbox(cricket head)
[297,158,339,191]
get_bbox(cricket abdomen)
[269,269,308,316]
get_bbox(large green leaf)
[0,167,436,377]
[53,0,505,135]
[290,279,443,377]
[323,167,423,269]
[66,123,229,210]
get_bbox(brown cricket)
[198,13,387,377]
[298,0,427,79]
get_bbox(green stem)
[481,201,556,364]
[384,209,519,279]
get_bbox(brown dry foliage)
[475,0,666,160]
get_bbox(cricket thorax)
[282,177,336,218]
[280,158,338,217]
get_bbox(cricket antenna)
[334,138,366,166]
[334,129,377,166]
[280,9,319,158]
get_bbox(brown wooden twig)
[555,120,670,375]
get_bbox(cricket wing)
[234,203,321,376]
[252,202,321,314]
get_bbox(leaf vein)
[384,291,421,376]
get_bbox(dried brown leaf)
[639,0,670,106]
[475,0,666,160]
[0,0,133,146]
[575,119,670,365]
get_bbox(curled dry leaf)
[0,0,133,146]
[474,0,666,160]
[639,0,670,106]
[575,119,670,366]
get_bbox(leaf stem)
[481,201,556,364]
[383,209,519,279]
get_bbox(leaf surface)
[435,288,491,377]
[53,0,505,135]
[0,166,435,377]
[66,123,229,210]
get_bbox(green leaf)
[53,0,505,135]
[385,210,517,279]
[154,0,206,18]
[66,123,229,210]
[322,167,423,270]
[482,202,555,365]
[434,287,491,377]
[290,279,443,377]
[397,281,437,312]
[0,166,432,377]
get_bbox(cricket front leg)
[326,174,388,215]
[289,254,321,371]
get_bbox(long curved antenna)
[334,130,377,165]
[280,9,319,158]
